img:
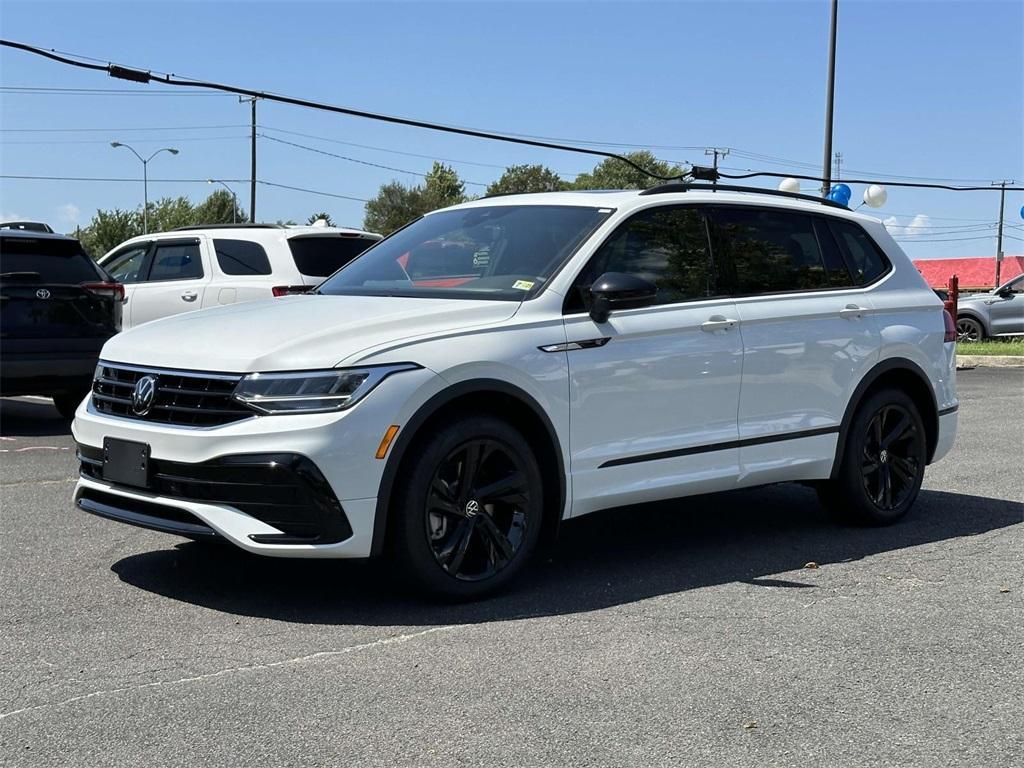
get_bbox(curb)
[956,355,1024,369]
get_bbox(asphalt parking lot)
[1,368,1021,767]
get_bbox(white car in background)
[98,223,381,328]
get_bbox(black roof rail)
[170,223,285,232]
[638,182,849,210]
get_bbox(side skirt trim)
[599,426,840,468]
[938,405,959,417]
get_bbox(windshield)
[318,205,611,300]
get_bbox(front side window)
[567,205,717,312]
[147,241,203,282]
[214,239,271,276]
[828,219,890,285]
[318,205,611,301]
[103,243,150,283]
[711,206,835,295]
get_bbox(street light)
[207,179,239,224]
[110,142,179,234]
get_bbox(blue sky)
[0,0,1021,260]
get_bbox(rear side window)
[214,239,271,275]
[0,236,101,283]
[710,207,832,295]
[828,220,890,284]
[568,205,717,311]
[147,241,203,281]
[288,235,377,278]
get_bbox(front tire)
[390,414,544,599]
[818,388,927,525]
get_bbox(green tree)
[193,190,246,225]
[572,150,684,190]
[306,211,335,226]
[363,162,467,234]
[485,164,569,196]
[144,196,196,233]
[78,208,141,258]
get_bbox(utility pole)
[821,0,839,195]
[833,151,843,181]
[992,180,1014,287]
[704,147,729,188]
[240,96,258,222]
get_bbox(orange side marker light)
[375,425,401,459]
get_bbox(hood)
[100,294,519,372]
[956,291,994,303]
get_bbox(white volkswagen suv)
[72,185,959,598]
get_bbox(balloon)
[863,184,888,208]
[778,177,802,194]
[1019,205,1023,221]
[826,183,852,207]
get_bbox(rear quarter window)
[828,220,890,284]
[214,239,272,275]
[288,235,378,278]
[0,236,101,283]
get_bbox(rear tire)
[389,414,544,600]
[956,316,984,342]
[52,391,88,420]
[817,388,927,525]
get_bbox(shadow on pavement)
[0,397,71,437]
[111,484,1024,626]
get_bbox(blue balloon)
[1019,205,1023,221]
[826,183,852,207]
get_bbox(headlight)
[232,364,419,414]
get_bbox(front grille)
[79,446,353,544]
[92,363,254,427]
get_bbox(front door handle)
[700,315,738,332]
[839,304,867,319]
[181,291,198,302]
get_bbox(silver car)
[956,273,1024,341]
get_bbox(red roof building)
[911,256,1024,290]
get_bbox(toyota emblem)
[131,375,158,416]
[35,288,51,299]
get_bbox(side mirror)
[588,272,658,323]
[996,285,1013,298]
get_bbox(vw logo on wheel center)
[131,375,158,416]
[464,499,480,517]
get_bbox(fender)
[955,306,990,335]
[831,357,939,479]
[369,378,566,557]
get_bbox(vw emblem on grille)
[35,288,51,299]
[465,499,480,517]
[131,375,158,416]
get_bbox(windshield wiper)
[0,271,42,280]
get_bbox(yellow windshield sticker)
[512,280,535,291]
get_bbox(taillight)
[272,285,312,297]
[943,309,956,343]
[82,282,125,301]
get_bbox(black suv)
[1,230,123,418]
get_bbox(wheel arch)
[831,357,941,477]
[956,308,989,335]
[370,378,566,557]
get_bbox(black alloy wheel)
[859,404,923,512]
[426,439,530,582]
[817,387,927,525]
[956,317,983,343]
[391,414,544,599]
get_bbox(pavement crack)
[0,624,457,721]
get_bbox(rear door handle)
[700,315,738,332]
[839,304,867,319]
[181,291,198,302]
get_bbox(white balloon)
[863,184,888,208]
[778,177,802,194]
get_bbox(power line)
[718,169,1022,192]
[0,38,686,182]
[259,133,488,187]
[0,124,248,133]
[0,134,249,145]
[0,85,227,96]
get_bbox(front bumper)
[71,366,441,557]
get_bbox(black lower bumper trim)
[78,446,352,544]
[77,488,218,539]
